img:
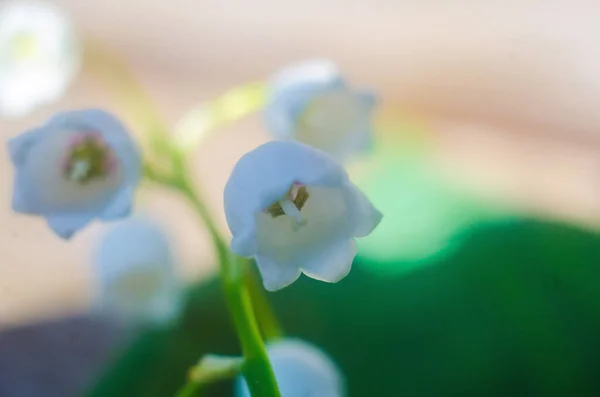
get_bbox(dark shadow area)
[0,316,124,397]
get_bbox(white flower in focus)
[236,339,345,397]
[265,59,377,162]
[224,140,382,291]
[93,217,183,326]
[0,0,80,117]
[7,109,142,239]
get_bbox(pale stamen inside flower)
[62,133,117,184]
[68,160,90,181]
[267,184,310,231]
[279,198,306,230]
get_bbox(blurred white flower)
[93,216,183,326]
[0,0,80,117]
[224,140,382,291]
[236,339,345,397]
[7,109,142,239]
[265,59,377,162]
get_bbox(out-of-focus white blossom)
[265,59,377,162]
[236,339,346,397]
[93,216,183,326]
[7,109,141,239]
[0,0,80,117]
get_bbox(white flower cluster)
[3,3,383,394]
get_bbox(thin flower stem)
[176,167,284,342]
[145,162,280,396]
[86,34,280,395]
[83,37,170,153]
[244,263,284,341]
[180,177,285,346]
[175,175,281,397]
[144,160,284,341]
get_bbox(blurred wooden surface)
[0,0,600,326]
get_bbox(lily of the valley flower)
[0,0,80,117]
[93,216,182,326]
[236,339,345,397]
[265,59,377,162]
[7,109,141,239]
[224,140,382,291]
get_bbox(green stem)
[145,165,281,396]
[244,262,284,341]
[144,162,283,342]
[174,175,228,257]
[87,34,280,396]
[175,176,281,397]
[178,174,283,342]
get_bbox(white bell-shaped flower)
[236,338,346,397]
[265,59,377,162]
[224,140,382,291]
[7,109,142,239]
[0,0,80,117]
[93,216,183,326]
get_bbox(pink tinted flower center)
[62,132,117,184]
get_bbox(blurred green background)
[88,218,600,397]
[86,139,600,396]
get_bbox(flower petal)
[231,229,257,258]
[266,59,344,140]
[255,255,302,292]
[93,216,182,325]
[293,89,374,161]
[266,80,346,138]
[7,129,39,167]
[46,212,93,239]
[11,172,38,214]
[236,338,345,397]
[357,90,378,108]
[301,239,357,283]
[144,291,181,326]
[269,59,340,91]
[100,187,134,220]
[346,184,383,237]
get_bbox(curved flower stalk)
[265,59,377,162]
[93,216,183,326]
[236,339,345,397]
[173,82,267,153]
[224,140,383,291]
[0,0,80,117]
[84,42,281,395]
[7,109,142,239]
